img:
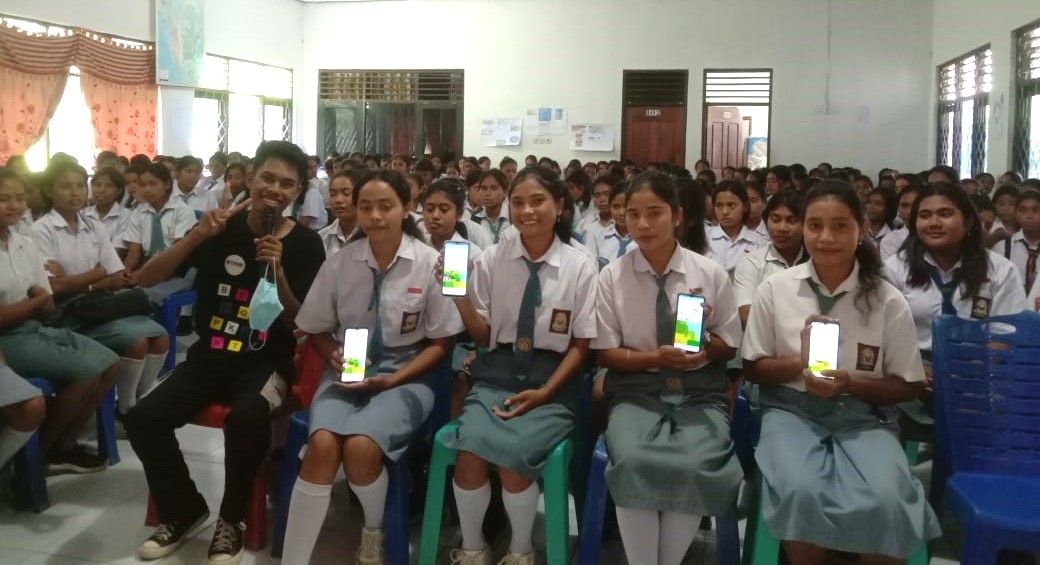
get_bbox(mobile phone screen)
[341,328,369,382]
[441,241,470,297]
[673,294,706,353]
[808,322,840,379]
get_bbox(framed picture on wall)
[156,0,205,87]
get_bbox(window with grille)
[702,69,773,170]
[317,70,464,158]
[1013,19,1040,179]
[936,46,992,178]
[193,55,293,158]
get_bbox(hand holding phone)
[441,241,470,297]
[673,294,706,354]
[340,328,369,383]
[807,321,840,379]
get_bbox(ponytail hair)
[347,169,426,244]
[510,166,571,244]
[804,180,882,316]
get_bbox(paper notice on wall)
[480,117,523,147]
[569,123,614,151]
[524,107,568,136]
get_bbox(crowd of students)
[1,144,1039,565]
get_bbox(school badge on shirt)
[856,343,880,372]
[549,309,571,334]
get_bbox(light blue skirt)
[0,321,118,384]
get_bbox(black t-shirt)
[184,213,325,377]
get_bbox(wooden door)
[705,106,744,174]
[623,106,686,166]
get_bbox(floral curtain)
[0,68,67,163]
[80,72,157,157]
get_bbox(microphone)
[262,207,277,236]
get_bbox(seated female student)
[865,186,898,247]
[675,178,711,255]
[579,175,618,246]
[31,161,169,417]
[15,172,48,235]
[593,172,744,565]
[986,184,1020,248]
[708,180,767,275]
[565,169,595,225]
[317,170,361,257]
[883,183,1026,438]
[742,180,940,564]
[0,168,118,473]
[421,178,482,254]
[446,166,598,565]
[281,169,461,565]
[121,164,144,209]
[123,162,199,302]
[879,182,924,260]
[85,166,131,247]
[0,348,45,470]
[172,156,207,214]
[470,169,516,245]
[744,179,768,239]
[993,190,1040,296]
[586,178,634,269]
[285,169,328,231]
[203,162,249,212]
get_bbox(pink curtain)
[80,72,157,157]
[0,67,68,164]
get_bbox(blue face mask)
[248,278,283,334]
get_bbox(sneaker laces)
[150,523,175,544]
[449,548,485,565]
[210,520,240,555]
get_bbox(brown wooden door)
[705,106,744,174]
[623,106,686,166]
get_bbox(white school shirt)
[470,208,516,245]
[123,198,198,252]
[585,223,636,266]
[593,244,743,356]
[1028,276,1040,311]
[173,184,209,214]
[416,218,492,251]
[316,219,360,258]
[203,186,248,212]
[284,186,328,231]
[0,230,51,306]
[471,234,598,353]
[742,260,925,391]
[868,223,893,246]
[30,210,124,277]
[878,226,909,261]
[990,230,1040,293]
[883,250,1026,352]
[749,220,768,240]
[14,209,34,236]
[295,235,463,349]
[84,202,130,247]
[707,224,767,274]
[732,244,804,308]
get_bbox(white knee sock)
[0,427,35,468]
[115,357,146,414]
[280,478,333,565]
[502,482,539,554]
[453,480,491,551]
[616,506,660,565]
[348,467,388,529]
[659,511,700,565]
[137,353,166,398]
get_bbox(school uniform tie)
[617,236,631,258]
[148,210,166,256]
[514,259,542,380]
[805,279,847,316]
[1026,245,1040,294]
[928,266,960,316]
[654,274,684,406]
[488,218,505,244]
[367,263,397,367]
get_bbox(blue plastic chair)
[270,356,455,561]
[9,377,119,512]
[158,290,198,372]
[576,393,751,565]
[931,312,1040,563]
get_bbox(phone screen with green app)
[341,328,368,382]
[673,294,706,353]
[441,240,470,297]
[808,321,840,379]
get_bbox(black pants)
[125,354,279,524]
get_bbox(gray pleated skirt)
[755,385,941,558]
[0,321,118,384]
[79,315,167,356]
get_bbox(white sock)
[659,511,700,565]
[348,467,388,530]
[115,357,146,414]
[0,427,35,468]
[502,482,539,554]
[453,480,491,551]
[137,353,166,398]
[616,506,660,565]
[280,478,333,565]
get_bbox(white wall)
[3,0,305,155]
[931,0,1040,174]
[301,0,934,176]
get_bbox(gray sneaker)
[355,527,385,565]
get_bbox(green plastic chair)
[417,420,575,565]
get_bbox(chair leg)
[715,513,741,565]
[750,475,781,565]
[97,386,119,465]
[543,439,574,565]
[418,424,459,565]
[145,494,159,527]
[271,411,309,557]
[903,440,920,466]
[244,466,268,550]
[384,454,411,565]
[576,437,609,565]
[11,432,50,512]
[961,527,1002,565]
[906,543,929,565]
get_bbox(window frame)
[1012,18,1040,178]
[935,45,992,178]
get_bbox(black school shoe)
[45,446,107,475]
[207,518,244,565]
[137,501,209,560]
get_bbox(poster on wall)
[156,0,205,87]
[524,107,568,136]
[480,117,522,147]
[569,123,614,151]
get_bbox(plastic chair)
[576,393,751,565]
[270,355,455,560]
[9,377,119,512]
[158,290,198,372]
[931,312,1040,563]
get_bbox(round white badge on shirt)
[224,254,246,276]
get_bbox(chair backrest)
[293,338,324,408]
[931,312,1040,477]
